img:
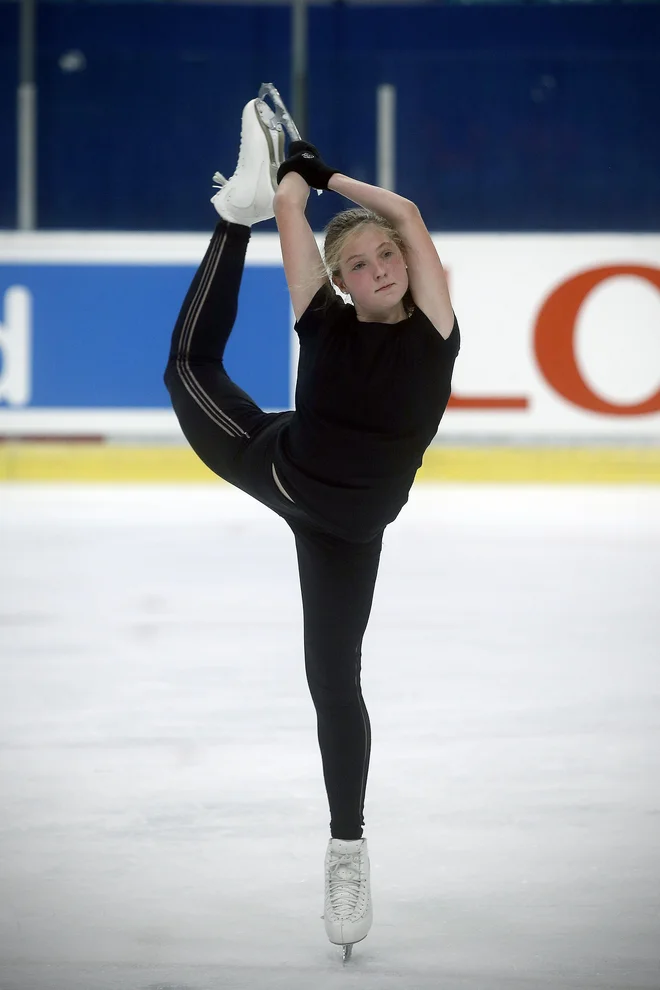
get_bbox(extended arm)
[327,174,415,228]
[274,172,331,321]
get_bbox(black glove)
[276,141,338,190]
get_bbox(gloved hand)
[276,141,338,190]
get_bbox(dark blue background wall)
[1,2,659,232]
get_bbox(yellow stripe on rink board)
[0,443,659,484]
[415,446,660,484]
[0,444,221,483]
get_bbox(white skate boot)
[211,96,285,226]
[323,837,373,962]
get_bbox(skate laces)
[212,172,227,189]
[327,851,364,915]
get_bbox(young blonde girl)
[165,93,460,959]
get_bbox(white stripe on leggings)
[177,226,250,439]
[356,659,370,829]
[272,463,295,502]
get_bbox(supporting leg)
[292,525,383,839]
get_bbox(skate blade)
[253,102,285,192]
[259,81,324,197]
[258,82,301,142]
[338,932,368,963]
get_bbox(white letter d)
[0,286,32,406]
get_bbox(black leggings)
[164,220,383,839]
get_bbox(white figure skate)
[211,95,286,225]
[211,82,319,226]
[323,837,373,963]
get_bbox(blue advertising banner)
[0,259,291,412]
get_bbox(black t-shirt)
[275,282,460,541]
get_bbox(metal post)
[291,0,308,140]
[17,0,37,230]
[376,83,396,191]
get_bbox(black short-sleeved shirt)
[275,283,460,541]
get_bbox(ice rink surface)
[1,483,659,990]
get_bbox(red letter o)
[534,266,660,415]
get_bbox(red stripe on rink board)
[448,396,529,409]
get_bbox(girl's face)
[333,225,409,320]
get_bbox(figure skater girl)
[164,90,460,959]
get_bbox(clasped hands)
[276,142,338,191]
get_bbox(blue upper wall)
[1,2,658,231]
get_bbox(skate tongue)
[331,838,364,850]
[334,863,359,881]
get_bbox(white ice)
[1,483,659,990]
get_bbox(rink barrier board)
[1,232,660,441]
[1,443,659,484]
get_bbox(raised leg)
[164,220,271,481]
